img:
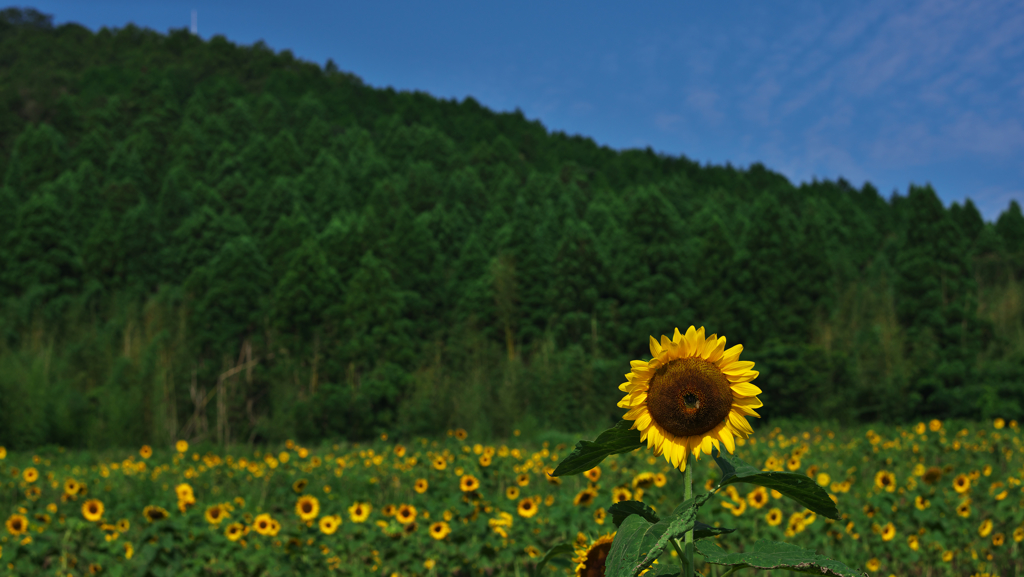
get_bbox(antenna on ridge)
[191,9,198,35]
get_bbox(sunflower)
[747,487,768,509]
[394,444,406,458]
[618,326,761,471]
[0,446,5,459]
[143,506,169,522]
[816,473,830,487]
[765,508,782,526]
[785,457,801,471]
[414,478,429,494]
[874,470,896,492]
[454,428,468,440]
[432,456,447,471]
[319,515,341,535]
[653,474,667,488]
[175,440,188,453]
[914,496,930,510]
[953,474,970,493]
[584,467,602,483]
[429,521,451,540]
[205,505,227,525]
[612,487,632,503]
[479,454,492,467]
[139,445,152,459]
[64,478,81,497]
[396,504,417,525]
[922,466,942,485]
[517,498,538,518]
[225,522,245,541]
[82,499,104,522]
[116,518,130,532]
[956,502,971,518]
[906,534,919,551]
[5,514,28,536]
[594,507,607,525]
[292,479,308,493]
[175,483,195,503]
[866,559,880,572]
[941,551,953,562]
[880,522,895,541]
[516,474,530,487]
[124,542,134,559]
[268,519,281,536]
[573,533,615,577]
[993,533,1005,547]
[1014,527,1024,542]
[253,513,273,535]
[574,488,598,507]
[632,472,656,489]
[23,467,38,483]
[979,519,993,538]
[460,475,480,492]
[348,502,371,523]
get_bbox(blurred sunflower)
[516,474,530,487]
[765,508,782,526]
[225,523,244,541]
[653,474,667,488]
[124,542,134,559]
[5,514,28,536]
[454,428,468,440]
[584,467,601,483]
[956,502,971,518]
[414,479,429,493]
[866,559,880,572]
[573,488,598,507]
[922,467,942,485]
[506,486,520,500]
[479,454,492,467]
[64,479,81,497]
[296,496,320,521]
[914,496,930,510]
[268,519,281,537]
[253,513,274,536]
[319,515,341,535]
[394,444,406,458]
[22,467,38,483]
[594,507,607,525]
[573,533,615,577]
[460,475,480,493]
[175,440,188,453]
[979,519,993,538]
[82,499,104,522]
[382,504,397,517]
[953,474,971,494]
[432,456,447,471]
[116,518,130,533]
[143,506,169,522]
[612,487,632,503]
[747,487,768,509]
[992,533,1004,547]
[175,483,195,503]
[205,505,227,525]
[618,326,761,471]
[139,445,152,459]
[292,479,308,493]
[880,522,896,541]
[874,471,896,492]
[349,502,371,523]
[928,419,942,432]
[632,472,656,489]
[429,521,451,541]
[396,504,417,525]
[517,498,538,518]
[1014,527,1024,542]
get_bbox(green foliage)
[695,540,866,577]
[552,420,643,476]
[0,7,1023,450]
[712,449,839,519]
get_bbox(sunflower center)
[646,357,733,437]
[582,542,613,577]
[302,503,312,513]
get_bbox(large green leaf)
[609,500,660,527]
[552,420,643,476]
[713,449,840,519]
[696,539,867,577]
[692,521,735,540]
[531,542,575,577]
[605,493,713,577]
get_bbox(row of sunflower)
[0,417,1022,576]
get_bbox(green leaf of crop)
[609,500,660,527]
[696,539,867,577]
[713,449,840,519]
[552,420,643,476]
[605,493,713,577]
[531,542,575,577]
[692,521,735,540]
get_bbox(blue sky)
[26,0,1024,221]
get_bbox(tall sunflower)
[618,326,762,471]
[573,533,615,577]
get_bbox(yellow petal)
[718,426,736,454]
[700,435,715,455]
[617,397,632,409]
[730,383,762,397]
[706,337,727,363]
[734,396,764,410]
[660,334,673,352]
[635,411,652,431]
[722,361,756,375]
[718,344,743,366]
[649,335,662,357]
[699,334,717,359]
[728,371,759,383]
[728,412,754,436]
[630,360,648,369]
[618,382,632,392]
[672,327,683,344]
[623,406,646,420]
[627,391,648,405]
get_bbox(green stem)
[684,451,694,577]
[719,565,748,577]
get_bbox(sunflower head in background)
[618,326,762,471]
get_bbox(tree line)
[1,8,1022,450]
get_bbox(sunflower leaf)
[693,521,736,540]
[552,420,643,476]
[531,542,575,577]
[609,500,660,527]
[695,539,868,577]
[605,493,713,577]
[712,449,840,519]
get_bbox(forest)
[1,7,1023,451]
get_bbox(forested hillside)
[1,8,1022,451]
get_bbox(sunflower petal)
[727,370,759,383]
[718,426,736,454]
[730,382,762,397]
[618,382,632,392]
[722,361,756,375]
[672,327,683,344]
[700,435,715,455]
[635,411,652,431]
[699,334,717,359]
[623,406,646,420]
[649,336,662,357]
[706,337,727,363]
[734,396,764,410]
[718,344,743,366]
[728,411,755,436]
[660,334,673,353]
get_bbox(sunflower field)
[1,418,1022,577]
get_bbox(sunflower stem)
[684,452,695,577]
